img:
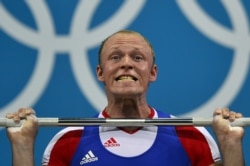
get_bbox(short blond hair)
[98,30,155,65]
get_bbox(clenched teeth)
[116,76,137,82]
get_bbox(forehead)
[102,33,151,54]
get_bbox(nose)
[121,55,133,69]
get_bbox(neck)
[105,98,150,118]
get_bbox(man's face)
[96,33,157,98]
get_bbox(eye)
[134,55,143,61]
[111,55,121,61]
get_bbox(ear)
[149,64,157,82]
[96,65,104,82]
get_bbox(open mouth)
[116,75,138,82]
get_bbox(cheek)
[103,61,120,72]
[139,66,152,77]
[102,66,116,81]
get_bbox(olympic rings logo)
[0,0,146,118]
[177,0,250,116]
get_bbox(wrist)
[218,137,242,152]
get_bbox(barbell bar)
[1,117,250,127]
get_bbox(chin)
[114,90,143,97]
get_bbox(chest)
[70,126,191,166]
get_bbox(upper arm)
[42,127,83,166]
[175,126,221,165]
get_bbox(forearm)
[11,144,35,166]
[219,141,245,166]
[212,108,245,166]
[6,108,38,166]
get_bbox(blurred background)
[0,0,249,165]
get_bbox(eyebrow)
[109,46,143,51]
[108,47,144,55]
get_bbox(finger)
[228,112,243,122]
[6,113,14,119]
[18,108,26,118]
[235,113,243,118]
[213,108,222,116]
[18,107,35,117]
[24,107,35,115]
[221,107,230,118]
[229,111,236,121]
[6,108,33,122]
[12,112,22,122]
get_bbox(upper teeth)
[117,76,135,82]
